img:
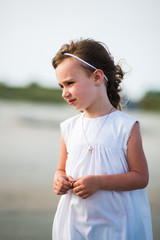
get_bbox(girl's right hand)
[54,174,73,195]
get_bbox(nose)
[62,87,70,99]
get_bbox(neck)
[84,96,115,118]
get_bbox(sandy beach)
[0,100,160,239]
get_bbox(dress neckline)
[82,110,119,120]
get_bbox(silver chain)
[82,107,113,153]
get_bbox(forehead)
[55,58,87,81]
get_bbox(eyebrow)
[58,78,74,86]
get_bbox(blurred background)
[0,0,160,239]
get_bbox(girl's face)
[56,58,97,111]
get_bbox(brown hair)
[52,39,124,110]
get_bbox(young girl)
[52,39,153,240]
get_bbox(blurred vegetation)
[137,91,160,111]
[0,82,160,111]
[0,82,64,103]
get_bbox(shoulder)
[114,110,137,122]
[111,110,140,136]
[60,113,82,145]
[60,113,82,130]
[113,111,140,149]
[112,110,139,128]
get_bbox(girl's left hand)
[71,175,99,199]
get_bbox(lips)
[68,98,76,105]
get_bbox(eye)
[67,81,74,86]
[59,84,63,89]
[58,81,74,89]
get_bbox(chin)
[74,107,81,111]
[73,105,83,112]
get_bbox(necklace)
[82,107,113,154]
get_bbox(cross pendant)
[89,146,93,154]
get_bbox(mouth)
[68,98,76,105]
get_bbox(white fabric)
[52,111,153,240]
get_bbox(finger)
[80,194,90,199]
[73,186,83,193]
[56,182,70,192]
[67,176,75,187]
[58,176,72,187]
[71,181,77,188]
[54,179,69,190]
[70,177,81,184]
[75,189,88,198]
[54,185,68,194]
[76,191,90,199]
[62,176,69,181]
[56,181,71,191]
[54,189,67,195]
[71,180,81,188]
[58,182,71,190]
[58,176,68,184]
[67,176,73,181]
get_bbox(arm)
[72,122,149,198]
[53,135,72,195]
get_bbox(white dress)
[52,111,153,240]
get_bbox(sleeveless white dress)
[52,111,153,240]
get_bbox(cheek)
[82,84,95,98]
[76,87,90,99]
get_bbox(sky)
[0,0,160,100]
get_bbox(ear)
[93,69,105,86]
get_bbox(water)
[0,100,159,239]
